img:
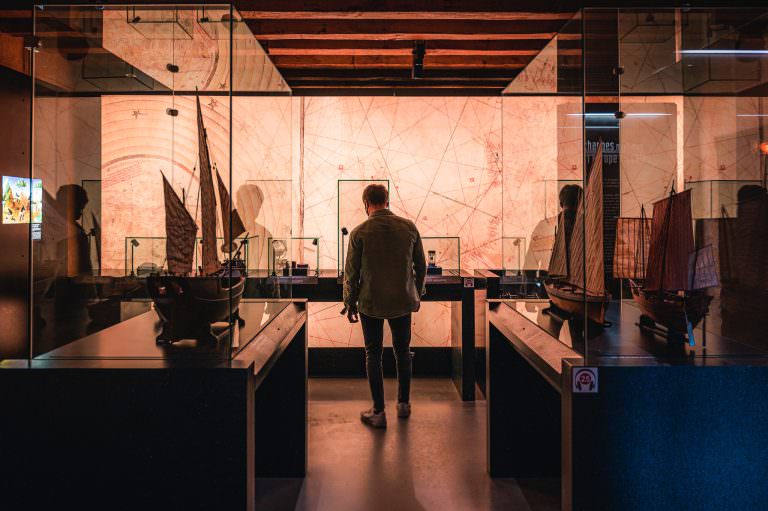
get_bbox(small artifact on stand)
[147,94,246,344]
[544,143,610,326]
[271,239,288,277]
[284,261,310,277]
[614,188,719,345]
[426,249,442,275]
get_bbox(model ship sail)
[544,143,609,325]
[613,214,651,280]
[548,214,569,278]
[645,190,694,292]
[196,94,219,275]
[688,244,718,290]
[216,169,246,253]
[566,143,604,295]
[162,173,198,274]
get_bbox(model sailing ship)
[545,143,610,325]
[147,95,248,343]
[613,188,719,344]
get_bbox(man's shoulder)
[391,214,419,233]
[353,211,420,234]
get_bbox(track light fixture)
[412,41,425,79]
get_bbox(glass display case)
[421,236,460,275]
[24,3,293,362]
[245,179,293,272]
[124,235,257,276]
[501,236,526,275]
[585,6,768,357]
[686,179,765,219]
[337,179,389,273]
[267,237,320,277]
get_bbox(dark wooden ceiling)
[240,1,578,92]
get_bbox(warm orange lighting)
[760,141,768,155]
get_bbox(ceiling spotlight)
[412,41,426,79]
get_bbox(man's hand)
[340,304,359,323]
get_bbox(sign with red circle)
[573,367,599,393]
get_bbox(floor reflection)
[256,378,559,511]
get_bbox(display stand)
[0,301,308,511]
[486,299,768,511]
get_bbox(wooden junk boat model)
[613,188,719,344]
[545,143,610,325]
[147,94,248,343]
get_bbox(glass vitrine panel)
[268,237,320,277]
[27,4,292,362]
[422,236,460,274]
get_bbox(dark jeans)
[360,312,413,412]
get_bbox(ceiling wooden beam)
[271,54,529,68]
[241,11,574,21]
[237,0,577,13]
[255,32,556,42]
[266,40,414,56]
[273,55,411,68]
[264,39,548,56]
[281,68,518,79]
[0,32,26,75]
[246,20,559,41]
[425,55,529,67]
[268,46,541,57]
[287,78,513,88]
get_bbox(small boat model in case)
[544,143,610,326]
[614,188,719,344]
[147,94,248,344]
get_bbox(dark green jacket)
[343,209,427,319]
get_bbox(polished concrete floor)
[255,378,559,511]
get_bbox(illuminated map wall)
[101,95,502,346]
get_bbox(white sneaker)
[360,408,387,429]
[397,402,411,418]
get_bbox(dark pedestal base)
[0,368,255,511]
[0,302,308,511]
[255,325,307,477]
[563,363,768,511]
[488,323,561,477]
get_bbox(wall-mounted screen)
[2,176,42,224]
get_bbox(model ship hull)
[147,274,245,343]
[629,281,712,335]
[544,280,610,325]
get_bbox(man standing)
[342,184,427,429]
